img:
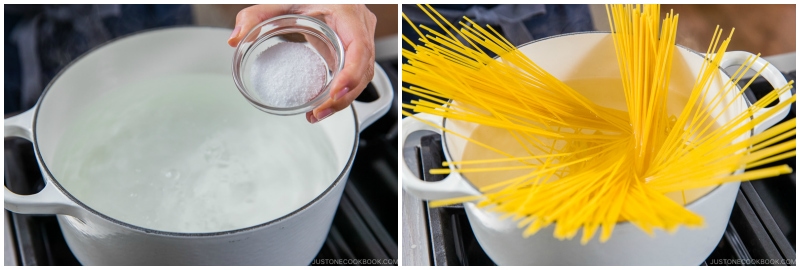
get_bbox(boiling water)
[51,73,339,233]
[459,78,715,204]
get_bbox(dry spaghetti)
[402,4,796,244]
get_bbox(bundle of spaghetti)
[606,4,677,173]
[644,36,797,192]
[402,4,632,176]
[402,4,796,244]
[402,4,632,140]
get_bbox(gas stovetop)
[402,70,796,266]
[3,61,399,266]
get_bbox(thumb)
[227,4,294,47]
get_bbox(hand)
[228,4,377,123]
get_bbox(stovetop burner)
[405,71,796,266]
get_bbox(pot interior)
[443,32,747,205]
[33,27,357,233]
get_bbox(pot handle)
[352,62,394,132]
[4,108,82,217]
[717,51,793,135]
[401,113,481,201]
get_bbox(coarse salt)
[250,42,327,108]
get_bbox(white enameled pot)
[4,27,393,265]
[401,32,792,265]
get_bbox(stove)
[3,60,399,266]
[402,70,796,266]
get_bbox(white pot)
[401,32,791,265]
[4,27,393,265]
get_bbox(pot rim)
[441,31,752,211]
[31,26,361,237]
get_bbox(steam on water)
[51,73,339,233]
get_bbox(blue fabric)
[4,4,193,114]
[523,5,594,42]
[401,4,595,106]
[5,11,23,113]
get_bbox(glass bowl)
[232,14,344,115]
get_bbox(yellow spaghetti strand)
[402,4,796,244]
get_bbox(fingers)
[322,42,375,110]
[231,4,376,124]
[331,26,376,98]
[308,6,377,124]
[227,4,294,47]
[307,101,334,124]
